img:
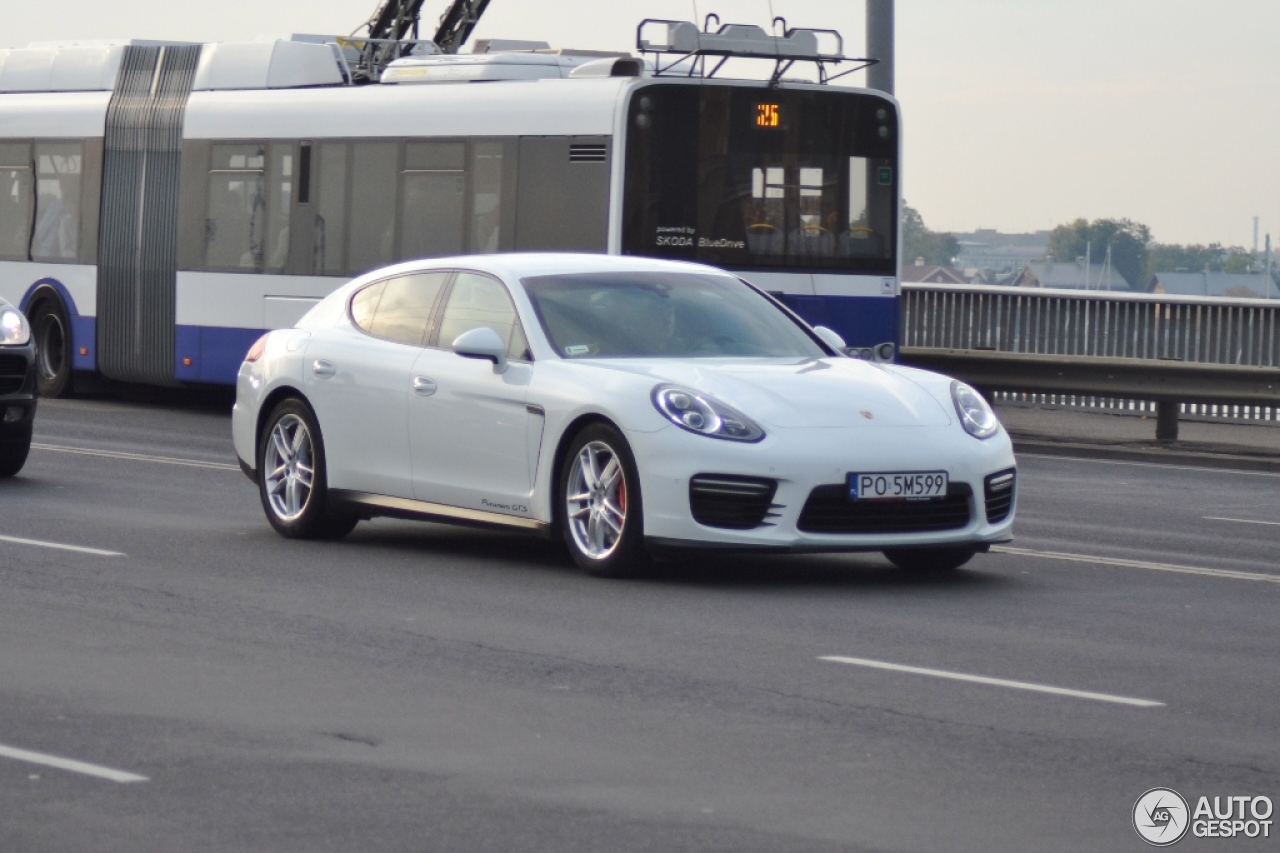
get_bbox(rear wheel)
[258,398,357,540]
[883,546,978,573]
[560,423,646,578]
[0,427,32,477]
[30,295,73,398]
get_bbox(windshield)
[521,271,828,359]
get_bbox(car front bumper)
[0,340,38,443]
[629,421,1017,553]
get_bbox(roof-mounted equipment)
[346,0,490,83]
[636,15,876,86]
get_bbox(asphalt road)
[0,392,1277,852]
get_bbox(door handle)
[312,359,336,378]
[412,376,438,396]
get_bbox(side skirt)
[330,490,551,537]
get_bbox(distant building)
[1148,271,1280,299]
[1009,259,1131,291]
[952,228,1051,279]
[900,259,968,284]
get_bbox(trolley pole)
[866,0,895,95]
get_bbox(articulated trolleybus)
[0,16,901,397]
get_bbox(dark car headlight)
[951,381,1000,439]
[652,384,764,442]
[0,305,30,346]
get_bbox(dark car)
[0,296,36,476]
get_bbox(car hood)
[575,358,954,428]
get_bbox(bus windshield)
[622,84,898,275]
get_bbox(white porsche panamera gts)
[232,254,1016,577]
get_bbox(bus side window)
[0,143,32,261]
[347,142,398,274]
[400,141,465,260]
[312,143,348,276]
[206,144,267,271]
[32,142,82,263]
[470,142,502,253]
[264,144,293,272]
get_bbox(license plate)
[848,471,948,501]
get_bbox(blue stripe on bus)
[175,325,265,385]
[777,293,899,349]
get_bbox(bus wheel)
[30,295,73,398]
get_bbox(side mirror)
[812,325,847,352]
[452,327,508,374]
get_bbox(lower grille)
[0,353,28,395]
[689,474,779,529]
[797,483,973,534]
[984,469,1016,523]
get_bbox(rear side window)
[350,272,449,345]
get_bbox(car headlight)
[652,384,765,442]
[951,381,999,439]
[0,305,31,346]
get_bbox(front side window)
[623,85,898,273]
[437,272,527,360]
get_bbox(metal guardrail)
[900,284,1280,440]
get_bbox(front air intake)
[689,474,779,529]
[797,484,973,534]
[984,469,1016,523]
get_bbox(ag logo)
[1134,788,1190,846]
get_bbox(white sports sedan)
[232,254,1016,577]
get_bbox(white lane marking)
[33,443,240,472]
[1018,452,1280,478]
[0,742,148,783]
[1204,516,1280,527]
[819,656,1164,707]
[0,534,124,557]
[993,545,1280,583]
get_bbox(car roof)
[354,252,737,283]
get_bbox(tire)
[883,546,978,573]
[559,423,646,578]
[0,428,32,477]
[257,398,357,540]
[30,295,73,399]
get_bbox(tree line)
[903,203,1273,291]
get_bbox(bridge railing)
[899,284,1280,440]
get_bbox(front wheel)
[0,427,32,477]
[883,546,978,573]
[258,399,357,540]
[560,423,646,578]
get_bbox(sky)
[6,0,1279,248]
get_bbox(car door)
[409,271,534,514]
[306,271,448,498]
